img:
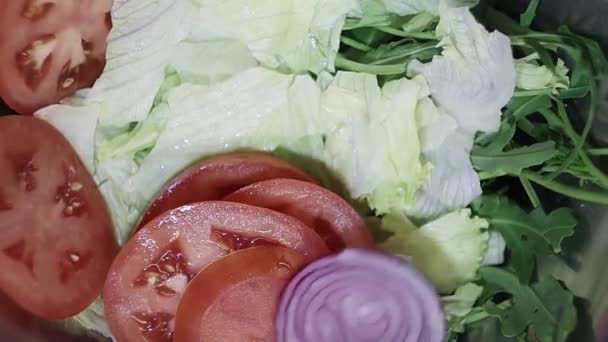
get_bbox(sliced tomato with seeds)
[174,246,306,342]
[224,179,375,251]
[0,0,113,114]
[0,116,118,319]
[104,201,328,342]
[137,152,316,229]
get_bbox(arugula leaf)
[472,196,576,283]
[505,95,552,120]
[472,141,558,178]
[480,267,577,342]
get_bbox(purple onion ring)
[276,249,445,342]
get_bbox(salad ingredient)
[479,267,576,342]
[174,246,306,342]
[408,6,516,134]
[0,0,112,114]
[35,104,99,173]
[289,71,431,214]
[170,39,257,85]
[441,283,484,333]
[380,209,492,293]
[103,201,328,342]
[470,8,608,207]
[224,178,374,250]
[276,249,445,342]
[515,53,570,94]
[192,0,358,74]
[381,0,478,16]
[102,68,339,243]
[0,116,117,319]
[92,0,192,129]
[137,153,317,229]
[406,5,516,218]
[410,128,482,218]
[472,196,576,283]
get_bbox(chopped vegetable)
[192,0,358,74]
[380,209,496,293]
[174,246,308,342]
[276,249,446,342]
[7,0,604,340]
[442,283,484,333]
[286,71,432,214]
[479,267,577,342]
[472,196,576,283]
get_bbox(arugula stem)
[588,148,608,156]
[519,176,542,208]
[549,99,608,188]
[376,27,438,41]
[340,37,372,52]
[513,89,552,98]
[335,55,407,75]
[521,170,608,205]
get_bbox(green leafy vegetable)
[442,283,485,333]
[472,196,576,283]
[472,141,558,178]
[192,0,358,74]
[286,71,432,213]
[480,267,577,342]
[515,53,570,94]
[380,209,491,293]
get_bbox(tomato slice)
[137,152,316,229]
[0,116,118,319]
[224,179,375,251]
[174,246,306,342]
[0,0,112,114]
[104,201,328,342]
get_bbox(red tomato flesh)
[224,179,375,251]
[0,116,118,319]
[174,246,306,342]
[137,152,316,229]
[104,201,328,342]
[0,0,113,114]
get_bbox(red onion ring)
[276,249,445,342]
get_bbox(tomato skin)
[0,0,112,114]
[174,246,307,342]
[0,116,118,319]
[224,179,375,251]
[104,201,328,342]
[137,152,316,229]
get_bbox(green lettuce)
[35,105,101,173]
[382,0,479,16]
[285,72,432,213]
[515,53,570,94]
[406,5,516,218]
[191,0,358,74]
[380,209,491,293]
[96,67,342,241]
[442,283,484,332]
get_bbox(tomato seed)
[211,227,279,253]
[62,77,75,89]
[69,182,83,191]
